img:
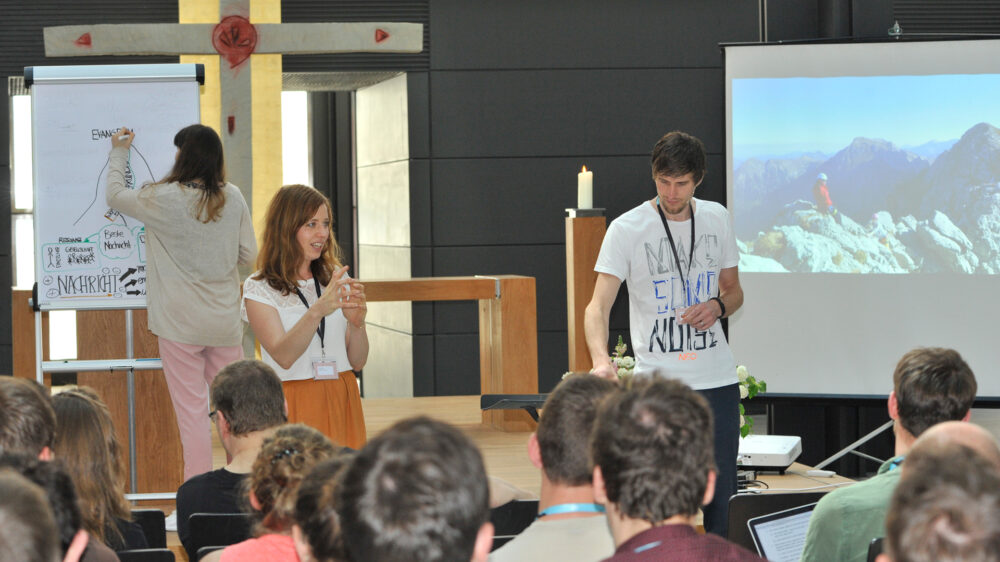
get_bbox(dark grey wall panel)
[433,333,480,395]
[430,0,758,70]
[407,72,431,159]
[0,0,178,76]
[430,154,727,247]
[764,0,819,41]
[433,244,566,333]
[429,69,725,159]
[413,334,435,396]
[410,158,432,246]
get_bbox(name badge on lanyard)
[296,277,339,380]
[312,357,339,380]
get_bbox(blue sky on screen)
[733,74,1000,161]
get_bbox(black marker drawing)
[74,142,155,227]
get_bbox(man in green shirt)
[800,348,977,562]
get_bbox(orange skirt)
[282,371,366,449]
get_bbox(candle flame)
[581,165,588,173]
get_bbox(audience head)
[650,131,707,184]
[591,378,715,523]
[257,184,343,293]
[210,359,287,437]
[0,377,56,459]
[891,347,976,438]
[338,416,493,562]
[51,386,130,547]
[0,469,61,562]
[905,421,1000,473]
[293,452,356,562]
[533,374,618,486]
[248,423,336,535]
[882,443,1000,562]
[0,453,88,560]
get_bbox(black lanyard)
[655,199,696,293]
[294,277,325,352]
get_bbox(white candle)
[578,165,593,209]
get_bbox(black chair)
[131,509,167,548]
[196,546,225,561]
[117,548,175,562]
[491,535,517,552]
[186,513,252,561]
[867,537,884,562]
[726,492,827,552]
[490,499,538,536]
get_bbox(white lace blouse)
[242,274,351,382]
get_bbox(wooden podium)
[565,209,606,372]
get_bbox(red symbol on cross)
[375,29,390,43]
[212,15,258,68]
[75,33,92,48]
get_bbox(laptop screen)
[747,502,818,562]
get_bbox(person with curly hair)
[243,184,368,447]
[203,423,337,562]
[51,387,147,552]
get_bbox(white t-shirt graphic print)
[595,197,740,389]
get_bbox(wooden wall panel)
[76,310,182,494]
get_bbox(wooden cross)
[43,0,423,213]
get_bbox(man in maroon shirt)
[591,377,763,561]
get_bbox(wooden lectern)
[565,209,606,372]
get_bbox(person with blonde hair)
[51,387,147,552]
[243,184,368,447]
[203,423,338,562]
[108,125,256,480]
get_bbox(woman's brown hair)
[159,124,227,223]
[51,387,131,547]
[254,184,344,294]
[246,423,336,535]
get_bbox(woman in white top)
[242,184,368,448]
[107,125,256,480]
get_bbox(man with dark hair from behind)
[801,347,978,562]
[338,416,494,562]
[877,442,1000,562]
[491,374,618,561]
[176,359,288,560]
[0,469,62,562]
[0,376,57,460]
[591,378,763,561]
[0,453,114,562]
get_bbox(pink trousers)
[158,337,244,481]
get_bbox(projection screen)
[724,39,1000,397]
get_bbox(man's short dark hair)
[885,443,1000,562]
[650,131,707,184]
[893,348,976,437]
[0,453,82,556]
[211,360,287,435]
[537,374,618,485]
[591,378,715,522]
[338,416,490,562]
[0,469,61,562]
[0,377,56,457]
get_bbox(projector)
[737,435,802,472]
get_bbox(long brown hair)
[247,424,336,535]
[254,184,344,294]
[159,124,227,223]
[51,387,131,547]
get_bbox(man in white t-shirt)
[584,130,744,536]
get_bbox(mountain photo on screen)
[732,74,1000,275]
